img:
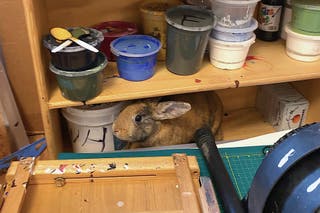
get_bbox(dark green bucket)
[165,5,215,75]
[49,53,107,101]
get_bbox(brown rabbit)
[112,91,223,148]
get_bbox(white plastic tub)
[211,0,260,28]
[62,102,125,153]
[209,34,256,70]
[211,18,258,41]
[285,24,320,62]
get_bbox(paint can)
[49,52,107,101]
[140,0,179,61]
[110,35,161,81]
[165,5,215,75]
[92,21,138,61]
[62,102,125,153]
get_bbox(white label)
[277,148,295,168]
[307,177,320,193]
[258,4,283,32]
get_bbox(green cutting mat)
[59,145,266,199]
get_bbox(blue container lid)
[110,35,161,58]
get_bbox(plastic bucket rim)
[292,0,320,10]
[165,5,215,32]
[212,18,258,33]
[43,28,104,53]
[210,33,256,47]
[285,24,320,40]
[110,34,162,58]
[49,52,107,77]
[62,102,125,125]
[92,21,138,38]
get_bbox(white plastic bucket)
[209,34,256,70]
[211,18,258,42]
[62,102,125,153]
[285,24,320,62]
[211,0,260,28]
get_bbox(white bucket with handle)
[62,102,125,153]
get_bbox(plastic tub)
[209,34,256,70]
[165,5,215,75]
[49,52,107,101]
[62,102,125,153]
[140,0,179,61]
[211,0,260,28]
[110,35,161,81]
[292,0,320,33]
[92,21,138,62]
[43,28,104,71]
[211,18,258,41]
[285,24,320,62]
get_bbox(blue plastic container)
[110,35,161,81]
[211,18,258,42]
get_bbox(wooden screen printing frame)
[0,154,219,213]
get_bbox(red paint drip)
[246,55,263,61]
[195,79,202,83]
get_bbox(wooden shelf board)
[48,39,320,109]
[222,107,275,141]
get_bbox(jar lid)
[110,35,161,57]
[292,0,320,10]
[165,5,215,32]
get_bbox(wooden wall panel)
[0,0,43,133]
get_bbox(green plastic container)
[165,5,215,75]
[49,53,107,101]
[292,0,320,33]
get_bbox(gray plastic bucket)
[49,52,107,101]
[165,5,215,75]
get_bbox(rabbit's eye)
[134,115,142,123]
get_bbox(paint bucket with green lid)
[292,0,320,33]
[49,52,107,101]
[165,5,215,75]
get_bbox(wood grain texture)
[5,156,202,213]
[0,0,43,132]
[1,158,34,213]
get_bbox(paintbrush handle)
[51,40,73,53]
[70,37,99,53]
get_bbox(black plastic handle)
[195,127,245,213]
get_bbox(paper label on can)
[258,4,283,32]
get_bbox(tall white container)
[62,102,125,153]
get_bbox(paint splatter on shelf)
[195,79,202,83]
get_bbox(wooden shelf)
[48,39,320,109]
[222,107,275,141]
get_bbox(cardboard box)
[256,83,309,131]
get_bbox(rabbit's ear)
[152,101,191,120]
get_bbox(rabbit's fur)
[112,91,223,148]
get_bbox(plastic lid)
[43,28,104,52]
[213,18,258,33]
[49,52,107,77]
[213,0,260,4]
[110,35,161,57]
[292,0,320,10]
[285,24,320,39]
[165,5,215,32]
